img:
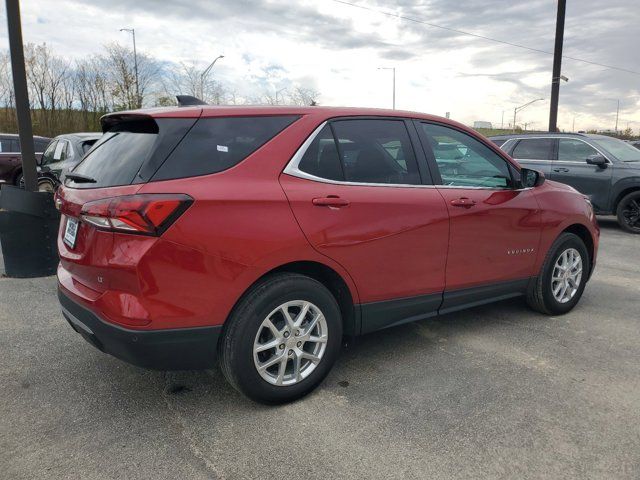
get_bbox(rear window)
[69,115,298,188]
[152,115,299,181]
[80,139,99,154]
[71,129,158,188]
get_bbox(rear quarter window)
[511,138,554,160]
[152,115,299,181]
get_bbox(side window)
[298,125,344,181]
[511,138,554,160]
[421,123,513,188]
[0,138,8,152]
[558,139,598,162]
[35,140,49,152]
[154,115,299,181]
[41,141,58,166]
[330,119,420,185]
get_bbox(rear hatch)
[56,112,201,294]
[57,109,300,296]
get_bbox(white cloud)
[1,0,639,131]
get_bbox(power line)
[331,0,640,76]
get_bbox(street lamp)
[378,67,396,109]
[119,28,140,108]
[513,98,544,132]
[275,87,287,105]
[201,55,224,100]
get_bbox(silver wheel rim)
[253,300,328,386]
[38,182,55,193]
[551,248,583,304]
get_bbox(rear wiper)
[65,173,97,183]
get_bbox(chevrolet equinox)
[56,105,599,403]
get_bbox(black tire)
[527,233,590,315]
[219,273,342,404]
[616,191,640,234]
[14,172,23,187]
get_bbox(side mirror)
[586,154,607,167]
[520,168,545,188]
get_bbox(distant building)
[473,121,493,129]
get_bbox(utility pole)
[615,99,620,133]
[120,28,140,108]
[501,110,505,129]
[5,0,37,192]
[548,0,566,132]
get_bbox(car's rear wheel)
[527,232,590,315]
[219,273,342,404]
[616,191,640,234]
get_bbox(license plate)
[64,217,79,248]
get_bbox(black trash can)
[0,185,60,278]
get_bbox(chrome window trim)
[500,138,516,152]
[283,121,430,189]
[509,135,612,165]
[283,121,527,192]
[556,137,609,164]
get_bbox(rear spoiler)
[100,113,158,134]
[176,95,208,107]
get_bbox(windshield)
[592,137,640,162]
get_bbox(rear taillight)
[80,194,193,235]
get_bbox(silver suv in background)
[489,133,640,233]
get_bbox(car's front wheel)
[219,273,342,404]
[616,191,640,234]
[527,232,590,315]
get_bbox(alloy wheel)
[253,300,328,386]
[621,198,640,231]
[551,248,583,304]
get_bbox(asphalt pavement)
[1,217,639,479]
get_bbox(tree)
[101,43,160,109]
[290,86,319,106]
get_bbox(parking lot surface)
[1,218,639,479]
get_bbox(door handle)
[450,197,476,208]
[312,195,350,208]
[553,167,570,172]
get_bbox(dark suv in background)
[36,133,102,191]
[490,133,640,233]
[0,133,51,186]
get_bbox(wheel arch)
[612,185,640,213]
[268,261,357,336]
[561,223,595,273]
[229,260,359,337]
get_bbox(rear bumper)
[58,288,221,370]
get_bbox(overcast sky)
[1,0,639,131]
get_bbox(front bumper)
[59,288,221,370]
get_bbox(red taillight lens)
[80,194,193,235]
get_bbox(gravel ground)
[1,217,639,479]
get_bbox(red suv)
[56,106,599,403]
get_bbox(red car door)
[280,118,449,333]
[416,121,541,312]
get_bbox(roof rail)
[176,95,208,107]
